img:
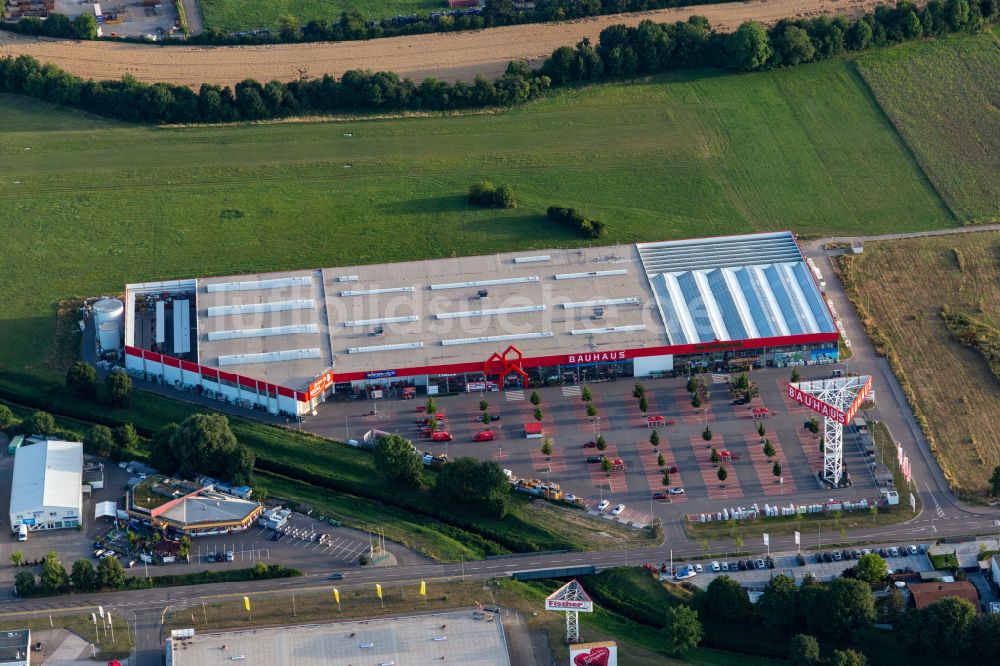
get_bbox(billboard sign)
[545,598,593,612]
[570,641,617,666]
[787,376,872,425]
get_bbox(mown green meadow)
[199,0,441,32]
[0,60,953,378]
[855,33,1000,224]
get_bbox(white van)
[17,524,28,542]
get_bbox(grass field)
[855,33,1000,223]
[199,0,441,32]
[837,232,1000,495]
[0,60,954,379]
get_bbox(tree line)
[0,1,994,124]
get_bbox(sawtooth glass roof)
[638,232,836,345]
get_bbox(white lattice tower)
[788,376,872,486]
[544,579,594,644]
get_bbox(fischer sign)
[567,351,626,364]
[545,599,594,612]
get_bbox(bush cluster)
[468,181,517,208]
[0,1,993,124]
[546,206,606,238]
[4,12,98,40]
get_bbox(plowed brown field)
[0,0,888,87]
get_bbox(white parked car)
[564,494,577,503]
[721,562,730,571]
[597,499,610,511]
[711,561,721,572]
[694,564,704,573]
[668,487,686,495]
[889,547,900,557]
[611,504,626,516]
[907,544,918,555]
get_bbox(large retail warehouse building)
[123,231,838,416]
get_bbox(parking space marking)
[795,427,825,477]
[561,386,582,397]
[529,446,567,473]
[585,444,627,492]
[506,390,525,402]
[689,436,744,501]
[673,387,714,424]
[638,439,687,503]
[743,430,798,496]
[622,392,663,428]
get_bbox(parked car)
[861,548,871,556]
[328,572,345,580]
[889,547,900,557]
[815,553,824,563]
[582,441,598,449]
[712,561,721,572]
[918,544,927,554]
[473,431,494,442]
[564,494,578,503]
[744,560,755,570]
[879,548,889,557]
[737,560,747,571]
[842,550,852,561]
[667,487,686,495]
[652,492,669,501]
[586,455,607,463]
[93,548,106,559]
[907,545,918,555]
[597,500,610,511]
[611,504,626,516]
[832,551,842,562]
[899,547,910,557]
[720,562,730,571]
[823,552,833,563]
[226,551,235,562]
[852,549,862,559]
[766,557,775,569]
[755,559,766,570]
[430,431,453,442]
[797,553,806,566]
[665,465,679,474]
[127,559,137,568]
[694,564,703,573]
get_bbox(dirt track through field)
[0,0,887,87]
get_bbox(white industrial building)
[9,441,84,532]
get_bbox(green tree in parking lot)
[10,551,24,567]
[772,462,782,480]
[530,391,541,406]
[702,426,712,441]
[657,453,665,468]
[691,393,701,408]
[596,435,606,452]
[66,361,97,398]
[638,395,649,413]
[540,438,553,457]
[479,399,488,412]
[662,471,670,487]
[374,434,423,489]
[758,422,766,438]
[482,412,491,425]
[791,367,801,383]
[787,634,821,666]
[0,404,13,429]
[71,559,96,592]
[586,403,597,418]
[665,604,702,655]
[426,397,436,414]
[581,385,592,402]
[854,552,888,586]
[25,410,55,435]
[97,555,127,591]
[534,407,543,422]
[633,382,646,398]
[717,466,728,485]
[601,457,613,474]
[40,551,69,593]
[763,440,776,459]
[649,430,659,448]
[14,570,35,596]
[710,447,719,464]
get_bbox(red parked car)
[473,431,495,442]
[582,441,598,449]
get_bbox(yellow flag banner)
[243,596,251,612]
[376,583,383,600]
[420,581,426,596]
[333,588,340,604]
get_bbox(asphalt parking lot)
[677,544,934,589]
[306,364,882,524]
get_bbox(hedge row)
[0,1,994,124]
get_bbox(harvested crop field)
[0,0,895,87]
[856,34,1000,224]
[837,232,1000,495]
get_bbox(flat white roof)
[10,440,83,514]
[167,610,510,666]
[128,232,835,388]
